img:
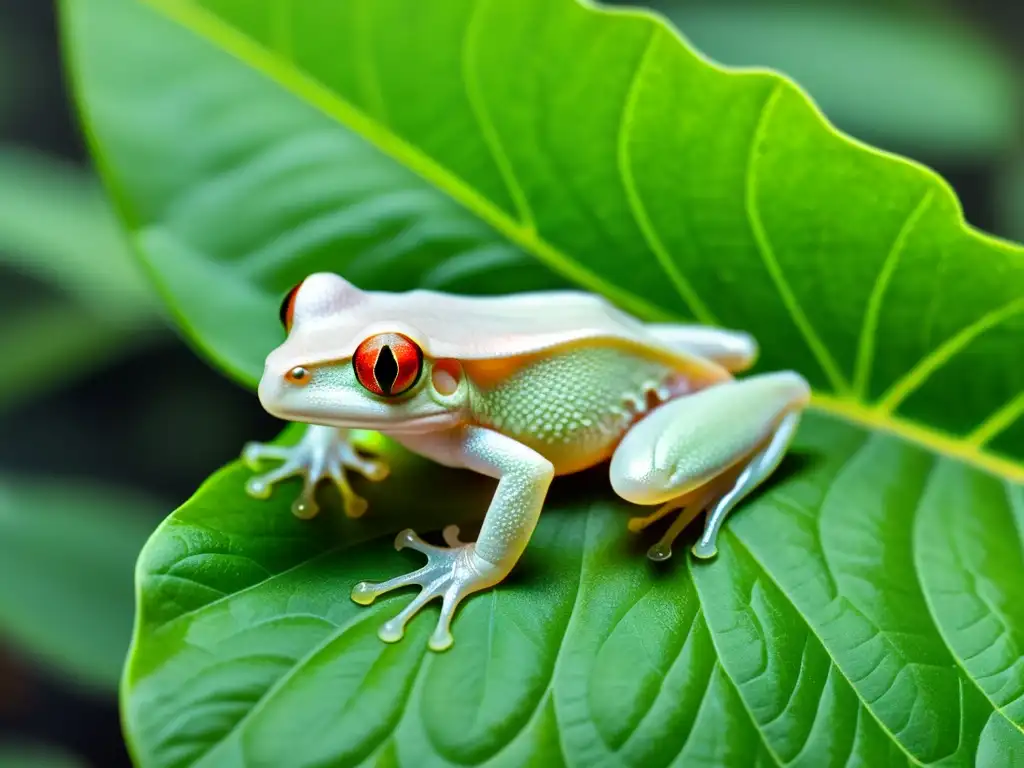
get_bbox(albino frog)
[244,273,809,651]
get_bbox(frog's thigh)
[610,371,810,559]
[646,324,758,372]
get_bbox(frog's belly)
[467,345,691,475]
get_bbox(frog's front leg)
[350,426,553,652]
[242,424,388,519]
[611,371,810,560]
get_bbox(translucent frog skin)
[244,273,810,652]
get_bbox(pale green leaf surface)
[60,0,1024,764]
[0,477,159,690]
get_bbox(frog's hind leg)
[610,371,809,560]
[646,324,758,373]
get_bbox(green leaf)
[61,0,1024,764]
[0,476,160,691]
[121,422,1024,767]
[629,2,1021,157]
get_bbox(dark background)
[0,0,1020,766]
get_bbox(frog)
[243,272,810,652]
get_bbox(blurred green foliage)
[0,147,166,696]
[0,150,163,411]
[641,2,1020,159]
[0,477,159,691]
[0,745,86,768]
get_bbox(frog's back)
[282,274,729,386]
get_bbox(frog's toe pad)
[241,429,388,519]
[350,532,503,652]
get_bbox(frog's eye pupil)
[353,333,422,397]
[374,345,400,393]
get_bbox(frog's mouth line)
[267,407,463,435]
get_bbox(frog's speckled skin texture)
[244,273,811,651]
[469,344,680,474]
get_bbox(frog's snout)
[257,367,286,417]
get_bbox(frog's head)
[258,274,469,433]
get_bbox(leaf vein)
[150,544,342,634]
[616,26,717,325]
[876,296,1024,414]
[141,0,675,324]
[853,190,934,398]
[689,552,786,766]
[728,532,927,765]
[481,505,592,766]
[966,391,1024,447]
[913,460,1024,734]
[744,82,850,395]
[462,0,536,230]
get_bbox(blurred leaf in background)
[997,154,1024,243]
[0,28,17,130]
[0,149,165,411]
[624,1,1020,162]
[0,477,159,692]
[0,745,86,768]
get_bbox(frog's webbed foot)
[628,492,712,562]
[351,525,503,652]
[242,425,388,519]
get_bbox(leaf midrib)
[139,0,1023,483]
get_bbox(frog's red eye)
[353,333,423,397]
[279,280,304,332]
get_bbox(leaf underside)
[61,0,1024,766]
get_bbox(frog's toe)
[338,440,390,482]
[245,461,303,500]
[351,532,503,652]
[241,441,291,469]
[627,499,682,533]
[393,528,444,555]
[290,481,320,520]
[241,426,388,519]
[691,540,719,559]
[442,524,468,548]
[326,465,369,519]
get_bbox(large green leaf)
[0,476,159,691]
[123,422,1024,767]
[62,0,1024,765]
